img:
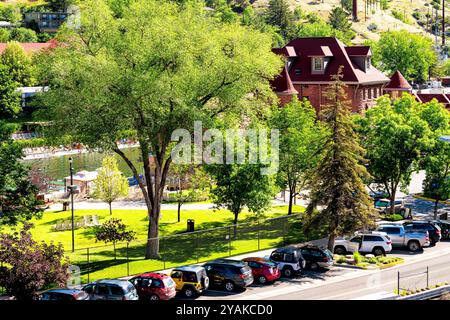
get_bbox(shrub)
[353,251,362,264]
[368,257,378,264]
[336,255,346,263]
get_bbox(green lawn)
[19,204,307,283]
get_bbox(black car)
[203,259,253,292]
[269,246,306,277]
[298,245,334,271]
[37,288,90,301]
[430,220,450,239]
[404,221,442,245]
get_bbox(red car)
[129,272,176,300]
[242,257,281,284]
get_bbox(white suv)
[333,232,392,256]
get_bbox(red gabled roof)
[415,93,450,105]
[270,66,298,95]
[281,37,389,84]
[272,46,297,58]
[345,46,372,56]
[384,70,412,90]
[0,41,57,54]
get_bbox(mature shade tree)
[270,96,324,215]
[92,155,129,216]
[296,19,354,45]
[305,69,374,251]
[93,218,136,260]
[0,64,21,119]
[422,140,450,218]
[38,0,282,259]
[369,30,437,83]
[171,164,211,223]
[1,41,36,87]
[265,0,295,40]
[355,94,448,215]
[0,223,70,300]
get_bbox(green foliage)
[353,251,362,264]
[391,9,413,24]
[10,28,38,43]
[93,218,136,259]
[340,0,353,15]
[1,41,36,86]
[38,0,282,258]
[370,30,437,82]
[305,69,374,251]
[355,94,449,215]
[265,0,295,40]
[336,255,346,263]
[0,29,10,42]
[0,4,22,24]
[328,7,352,31]
[206,162,276,223]
[296,19,355,45]
[0,64,21,119]
[92,155,129,215]
[270,96,324,215]
[384,213,404,221]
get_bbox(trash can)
[187,219,195,232]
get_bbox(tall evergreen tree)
[328,6,352,31]
[305,68,374,251]
[265,0,294,40]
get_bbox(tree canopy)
[369,30,437,83]
[38,0,282,258]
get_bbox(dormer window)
[366,57,371,70]
[312,57,323,72]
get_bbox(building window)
[295,68,301,76]
[366,57,371,70]
[312,58,323,72]
[303,84,309,89]
[368,88,372,99]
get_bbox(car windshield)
[323,249,333,259]
[75,291,89,300]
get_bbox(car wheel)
[372,247,385,256]
[183,287,196,298]
[149,294,160,301]
[282,267,294,278]
[310,262,320,271]
[258,276,267,284]
[407,240,420,252]
[224,281,235,292]
[334,246,346,255]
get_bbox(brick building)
[271,37,390,113]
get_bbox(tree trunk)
[288,191,294,215]
[177,202,181,223]
[434,198,440,220]
[233,212,239,238]
[327,232,336,252]
[109,202,112,216]
[146,210,160,259]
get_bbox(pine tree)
[265,0,295,40]
[305,67,375,251]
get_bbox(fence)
[66,213,306,284]
[397,267,433,295]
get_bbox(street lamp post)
[69,157,75,252]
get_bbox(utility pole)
[69,157,75,252]
[353,0,358,21]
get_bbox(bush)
[368,257,378,264]
[353,251,362,264]
[336,255,346,263]
[384,213,404,221]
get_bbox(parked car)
[37,288,89,301]
[203,259,253,292]
[242,257,281,284]
[81,279,139,300]
[268,246,306,277]
[170,266,209,298]
[369,190,390,201]
[404,221,442,245]
[376,224,430,252]
[375,198,407,216]
[333,232,392,256]
[129,272,176,300]
[429,220,450,239]
[298,245,334,270]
